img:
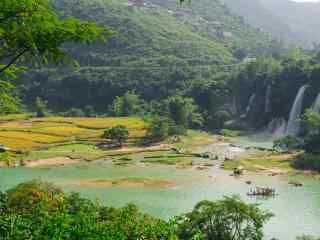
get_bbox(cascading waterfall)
[265,85,272,113]
[268,118,287,138]
[312,93,320,113]
[246,94,256,115]
[286,84,309,136]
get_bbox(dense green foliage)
[273,136,301,151]
[175,196,273,240]
[16,0,282,117]
[0,181,273,240]
[0,0,109,115]
[109,91,141,117]
[103,125,130,147]
[0,181,176,239]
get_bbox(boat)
[247,187,277,197]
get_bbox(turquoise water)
[1,145,320,239]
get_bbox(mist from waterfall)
[265,85,272,113]
[268,118,287,139]
[286,84,309,136]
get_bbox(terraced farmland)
[0,116,146,151]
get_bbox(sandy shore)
[26,157,79,168]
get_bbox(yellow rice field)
[33,117,146,129]
[0,116,146,151]
[0,136,42,150]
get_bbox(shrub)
[103,125,129,147]
[292,153,320,172]
[146,116,170,142]
[65,108,85,117]
[34,97,47,118]
[273,135,301,150]
[84,105,95,117]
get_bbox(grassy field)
[223,152,298,173]
[171,130,215,150]
[24,144,108,161]
[0,115,216,167]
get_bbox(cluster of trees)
[273,109,320,171]
[0,180,274,240]
[0,0,110,116]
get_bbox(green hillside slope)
[20,0,275,112]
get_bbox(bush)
[103,125,129,147]
[65,108,85,117]
[84,105,95,117]
[169,124,187,136]
[303,134,320,154]
[220,128,243,137]
[146,116,170,142]
[34,97,47,118]
[292,153,320,172]
[273,135,301,150]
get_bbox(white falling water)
[265,85,272,113]
[246,94,256,115]
[312,93,320,113]
[286,85,309,136]
[268,118,287,139]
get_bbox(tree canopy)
[0,0,111,114]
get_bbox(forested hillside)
[19,0,277,113]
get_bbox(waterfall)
[286,85,309,136]
[246,94,256,115]
[312,93,320,113]
[265,85,272,113]
[268,118,287,139]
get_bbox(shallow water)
[0,143,320,239]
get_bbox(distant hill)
[222,0,297,45]
[20,0,275,112]
[223,0,320,48]
[261,0,320,48]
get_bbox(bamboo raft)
[247,187,277,197]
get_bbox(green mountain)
[20,0,275,112]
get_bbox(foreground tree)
[176,196,273,240]
[103,125,129,147]
[0,181,176,239]
[0,0,110,114]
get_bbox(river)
[0,137,319,239]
